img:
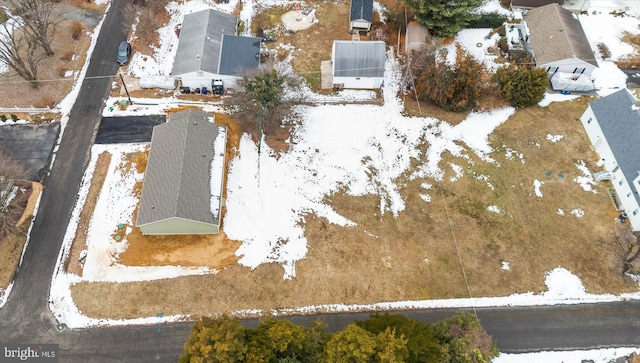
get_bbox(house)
[171,9,261,91]
[136,109,227,235]
[522,3,597,92]
[349,0,373,34]
[511,0,563,9]
[579,89,640,231]
[331,41,385,89]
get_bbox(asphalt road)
[2,0,640,361]
[95,115,165,144]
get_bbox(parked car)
[117,41,132,65]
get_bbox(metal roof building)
[332,41,385,89]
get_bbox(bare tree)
[601,223,640,275]
[0,151,29,241]
[9,0,60,56]
[0,18,45,87]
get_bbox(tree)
[402,0,483,38]
[357,313,445,363]
[9,0,60,56]
[255,318,307,361]
[324,323,377,363]
[433,312,499,363]
[179,316,247,363]
[415,45,485,112]
[600,223,640,275]
[375,327,409,363]
[494,65,548,108]
[0,150,29,241]
[300,319,330,362]
[0,18,45,87]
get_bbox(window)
[619,180,624,186]
[634,209,638,216]
[613,165,619,172]
[587,117,592,124]
[573,67,586,74]
[547,67,559,74]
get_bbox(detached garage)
[136,108,227,235]
[332,41,386,89]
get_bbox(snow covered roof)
[588,89,640,202]
[219,35,261,75]
[171,9,238,76]
[350,0,373,22]
[136,109,224,229]
[332,41,386,78]
[524,3,598,68]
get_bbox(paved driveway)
[0,123,60,181]
[95,115,165,144]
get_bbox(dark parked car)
[117,41,132,65]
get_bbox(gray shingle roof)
[512,0,562,8]
[171,9,237,75]
[350,0,373,22]
[219,35,261,75]
[524,3,597,68]
[333,41,385,78]
[589,89,640,204]
[137,109,222,227]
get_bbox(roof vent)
[193,121,197,125]
[202,153,206,157]
[151,205,155,209]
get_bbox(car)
[117,41,132,65]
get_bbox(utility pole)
[119,73,132,105]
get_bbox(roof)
[219,35,261,75]
[137,109,223,227]
[511,0,562,8]
[333,41,386,78]
[350,0,373,22]
[524,3,597,67]
[589,89,640,202]
[171,9,237,75]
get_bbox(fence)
[0,106,61,113]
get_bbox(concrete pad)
[281,10,317,31]
[321,60,334,89]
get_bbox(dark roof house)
[136,109,227,235]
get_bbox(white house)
[331,41,385,89]
[579,89,640,231]
[171,9,261,91]
[522,3,598,92]
[349,0,373,34]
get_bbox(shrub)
[497,36,509,54]
[10,114,18,121]
[0,115,6,122]
[494,64,548,108]
[597,42,611,59]
[69,20,84,40]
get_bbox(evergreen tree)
[494,65,549,108]
[324,323,377,363]
[179,316,247,363]
[357,313,445,363]
[375,327,409,363]
[415,45,485,112]
[403,0,484,37]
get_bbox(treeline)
[179,312,499,363]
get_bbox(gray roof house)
[332,40,385,89]
[171,9,260,90]
[523,3,598,91]
[349,0,373,34]
[136,109,228,235]
[579,89,640,231]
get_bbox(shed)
[405,21,429,54]
[331,41,385,89]
[136,109,227,235]
[349,0,373,34]
[523,3,597,91]
[579,89,640,231]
